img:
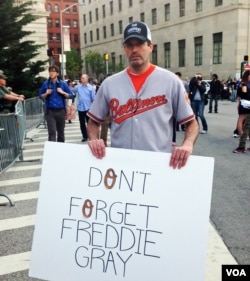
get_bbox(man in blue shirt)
[39,65,75,142]
[73,74,95,142]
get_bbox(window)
[55,19,60,28]
[213,32,222,64]
[196,0,202,12]
[72,6,77,14]
[83,14,86,26]
[129,17,133,23]
[179,0,185,17]
[89,11,92,24]
[215,0,222,6]
[111,23,114,36]
[103,26,107,39]
[47,4,51,12]
[152,9,157,25]
[194,36,203,65]
[96,28,100,40]
[111,52,116,72]
[74,34,78,43]
[48,18,52,27]
[178,39,185,67]
[56,33,60,41]
[102,5,106,18]
[65,5,70,14]
[90,31,93,42]
[66,19,70,27]
[129,0,133,7]
[165,4,170,21]
[84,33,87,44]
[140,13,145,22]
[110,1,113,15]
[48,33,53,41]
[118,20,123,34]
[164,42,171,68]
[118,0,122,11]
[152,44,157,65]
[95,8,99,21]
[73,20,78,28]
[54,4,59,13]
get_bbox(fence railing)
[0,97,45,206]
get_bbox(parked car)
[202,80,211,98]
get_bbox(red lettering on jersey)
[110,95,167,124]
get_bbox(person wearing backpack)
[39,65,75,142]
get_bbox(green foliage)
[65,49,83,80]
[0,0,47,98]
[84,50,105,78]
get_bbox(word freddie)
[60,197,163,277]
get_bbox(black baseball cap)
[123,21,152,43]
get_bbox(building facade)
[15,0,49,77]
[45,0,81,72]
[79,0,250,80]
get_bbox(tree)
[65,48,83,80]
[0,0,47,98]
[84,50,105,78]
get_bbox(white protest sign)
[29,141,214,281]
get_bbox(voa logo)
[222,265,250,280]
[226,268,246,277]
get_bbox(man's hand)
[88,139,106,159]
[169,119,198,169]
[169,145,192,169]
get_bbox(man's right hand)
[88,139,106,159]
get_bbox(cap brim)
[0,76,7,79]
[123,35,148,43]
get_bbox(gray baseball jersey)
[87,66,195,153]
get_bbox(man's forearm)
[182,119,199,148]
[87,119,101,140]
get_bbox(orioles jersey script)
[87,65,195,153]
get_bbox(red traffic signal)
[47,49,56,57]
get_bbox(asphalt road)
[190,100,250,265]
[0,99,249,281]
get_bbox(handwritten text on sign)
[60,167,162,277]
[29,142,214,281]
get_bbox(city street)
[0,100,249,280]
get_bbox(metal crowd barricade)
[25,97,46,133]
[0,107,23,206]
[0,97,45,206]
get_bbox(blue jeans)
[191,100,208,131]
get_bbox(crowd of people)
[2,21,250,160]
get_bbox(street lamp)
[60,1,85,80]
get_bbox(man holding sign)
[87,21,199,169]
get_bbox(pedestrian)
[233,114,250,153]
[87,21,199,169]
[65,80,76,124]
[235,70,250,137]
[73,74,95,142]
[0,71,25,113]
[39,65,75,142]
[189,73,208,134]
[209,74,221,113]
[230,78,237,102]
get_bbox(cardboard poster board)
[29,142,214,281]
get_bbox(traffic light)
[103,53,109,61]
[47,49,52,57]
[47,49,56,57]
